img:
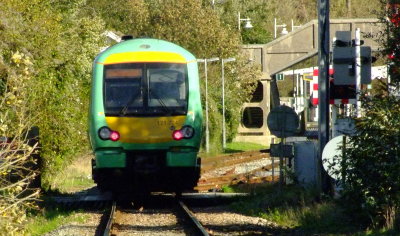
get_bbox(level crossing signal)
[332,31,372,86]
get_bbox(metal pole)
[292,19,294,32]
[279,140,284,190]
[204,60,210,153]
[296,72,299,112]
[238,12,241,31]
[221,58,235,150]
[332,105,338,138]
[318,0,330,195]
[274,18,277,38]
[272,155,275,182]
[222,59,226,149]
[198,58,219,153]
[300,74,304,109]
[355,28,361,118]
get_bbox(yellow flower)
[11,52,23,64]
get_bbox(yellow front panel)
[102,51,187,65]
[105,116,186,143]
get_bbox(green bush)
[338,2,400,230]
[341,94,400,229]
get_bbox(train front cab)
[90,41,202,193]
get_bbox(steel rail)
[103,201,116,236]
[177,200,209,236]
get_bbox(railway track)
[99,197,210,236]
[200,150,270,172]
[197,149,279,191]
[101,201,116,236]
[176,200,209,235]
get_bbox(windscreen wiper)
[148,89,172,115]
[119,90,141,116]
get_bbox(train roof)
[95,38,196,65]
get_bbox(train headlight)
[98,127,120,142]
[172,126,194,141]
[98,127,111,140]
[181,126,195,139]
[172,130,184,141]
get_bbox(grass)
[25,208,88,236]
[226,183,397,235]
[200,141,269,157]
[49,152,95,193]
[224,142,268,153]
[26,153,96,235]
[221,185,236,193]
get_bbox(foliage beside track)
[332,1,400,231]
[228,184,397,235]
[0,51,40,233]
[0,0,106,190]
[340,94,400,230]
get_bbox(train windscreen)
[103,63,188,116]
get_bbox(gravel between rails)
[42,200,284,236]
[192,205,281,236]
[112,208,187,236]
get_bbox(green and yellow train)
[89,38,203,193]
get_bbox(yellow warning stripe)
[99,51,188,65]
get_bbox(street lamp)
[197,57,219,153]
[221,57,236,150]
[238,12,253,30]
[274,18,288,38]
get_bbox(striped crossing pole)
[312,69,357,105]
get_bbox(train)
[88,37,203,194]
